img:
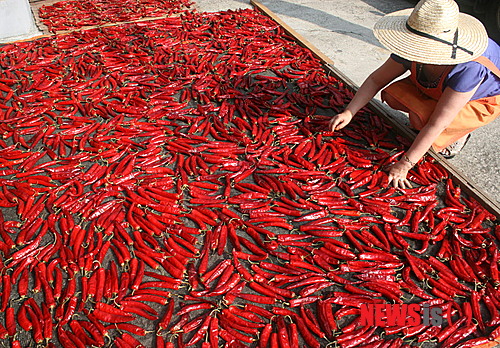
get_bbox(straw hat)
[373,0,488,65]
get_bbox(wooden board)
[251,0,500,219]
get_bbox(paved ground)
[195,0,500,204]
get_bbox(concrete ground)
[194,0,500,204]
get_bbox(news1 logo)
[360,303,444,327]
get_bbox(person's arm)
[329,57,407,131]
[388,85,478,188]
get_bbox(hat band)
[405,22,473,59]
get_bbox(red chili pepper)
[441,323,478,348]
[69,320,99,346]
[218,315,255,343]
[185,314,212,346]
[92,306,135,324]
[292,315,321,348]
[4,307,16,337]
[257,323,272,348]
[0,274,12,313]
[156,298,175,333]
[238,292,276,305]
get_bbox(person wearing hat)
[329,0,500,189]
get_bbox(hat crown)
[407,0,459,36]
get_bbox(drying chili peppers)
[0,3,499,348]
[38,0,193,32]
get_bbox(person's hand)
[387,160,413,189]
[329,110,353,131]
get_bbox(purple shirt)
[391,38,500,100]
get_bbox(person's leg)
[384,83,500,157]
[381,78,436,131]
[381,90,411,113]
[431,96,500,154]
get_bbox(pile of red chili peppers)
[0,6,499,348]
[38,0,193,32]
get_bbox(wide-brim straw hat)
[373,0,488,65]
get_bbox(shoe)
[439,134,471,159]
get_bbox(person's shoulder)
[487,38,500,50]
[448,58,488,90]
[481,38,500,59]
[453,60,485,76]
[456,39,500,72]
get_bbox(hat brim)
[373,9,489,65]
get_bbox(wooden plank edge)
[250,0,335,68]
[251,0,500,218]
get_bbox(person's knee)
[381,90,410,112]
[408,112,424,130]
